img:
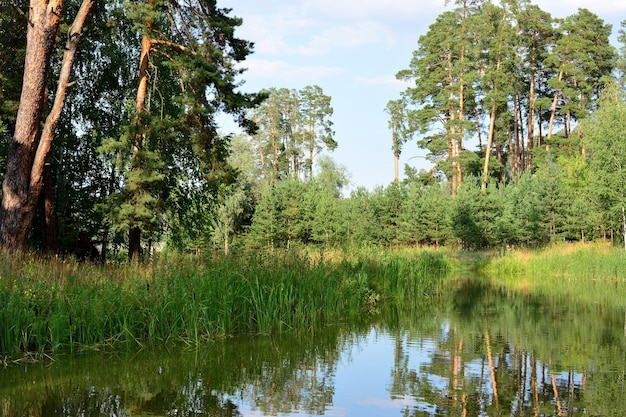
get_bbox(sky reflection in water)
[0,281,624,416]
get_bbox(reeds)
[0,248,449,360]
[480,242,626,306]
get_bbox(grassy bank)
[0,249,449,361]
[480,242,626,306]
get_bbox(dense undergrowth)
[0,248,449,361]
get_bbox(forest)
[1,0,626,260]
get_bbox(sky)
[217,0,626,192]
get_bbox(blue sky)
[218,0,626,192]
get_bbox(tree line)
[392,0,619,192]
[1,0,626,259]
[239,1,626,252]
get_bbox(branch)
[150,38,197,56]
[10,0,27,20]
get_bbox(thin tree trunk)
[481,103,497,192]
[447,45,458,195]
[531,355,539,417]
[0,0,92,249]
[547,68,564,145]
[224,229,230,255]
[481,11,505,192]
[308,118,317,180]
[551,373,564,416]
[515,93,525,174]
[43,162,57,252]
[512,97,519,176]
[622,205,626,250]
[538,105,543,148]
[256,135,267,179]
[527,53,536,171]
[476,112,483,150]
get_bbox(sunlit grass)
[0,248,449,360]
[480,241,626,306]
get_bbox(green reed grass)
[0,248,449,360]
[480,242,626,307]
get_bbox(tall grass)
[480,242,626,306]
[0,248,449,360]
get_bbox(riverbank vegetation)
[0,249,449,361]
[478,242,626,308]
[4,240,626,362]
[3,0,626,369]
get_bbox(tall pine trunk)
[0,0,92,249]
[128,1,154,260]
[547,67,564,145]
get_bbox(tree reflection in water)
[1,279,626,416]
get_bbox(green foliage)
[0,249,450,360]
[0,0,26,131]
[399,183,453,247]
[583,82,626,245]
[343,187,379,247]
[250,86,335,182]
[1,0,623,259]
[481,243,626,309]
[395,2,616,189]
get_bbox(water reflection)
[1,279,626,416]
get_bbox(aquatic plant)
[0,248,449,360]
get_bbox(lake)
[1,278,625,416]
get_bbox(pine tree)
[583,81,626,249]
[398,1,482,194]
[385,98,412,184]
[545,9,616,145]
[0,0,94,249]
[478,1,516,190]
[103,0,263,260]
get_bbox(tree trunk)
[527,55,536,171]
[0,0,92,249]
[393,153,399,185]
[308,121,315,180]
[224,229,230,256]
[484,329,500,412]
[622,205,626,251]
[128,3,154,260]
[547,68,564,146]
[481,102,497,192]
[129,225,141,261]
[43,162,57,252]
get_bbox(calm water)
[1,278,626,416]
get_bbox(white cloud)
[241,59,346,83]
[227,0,439,59]
[295,21,395,55]
[303,0,444,21]
[236,13,312,55]
[537,0,626,17]
[354,75,410,90]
